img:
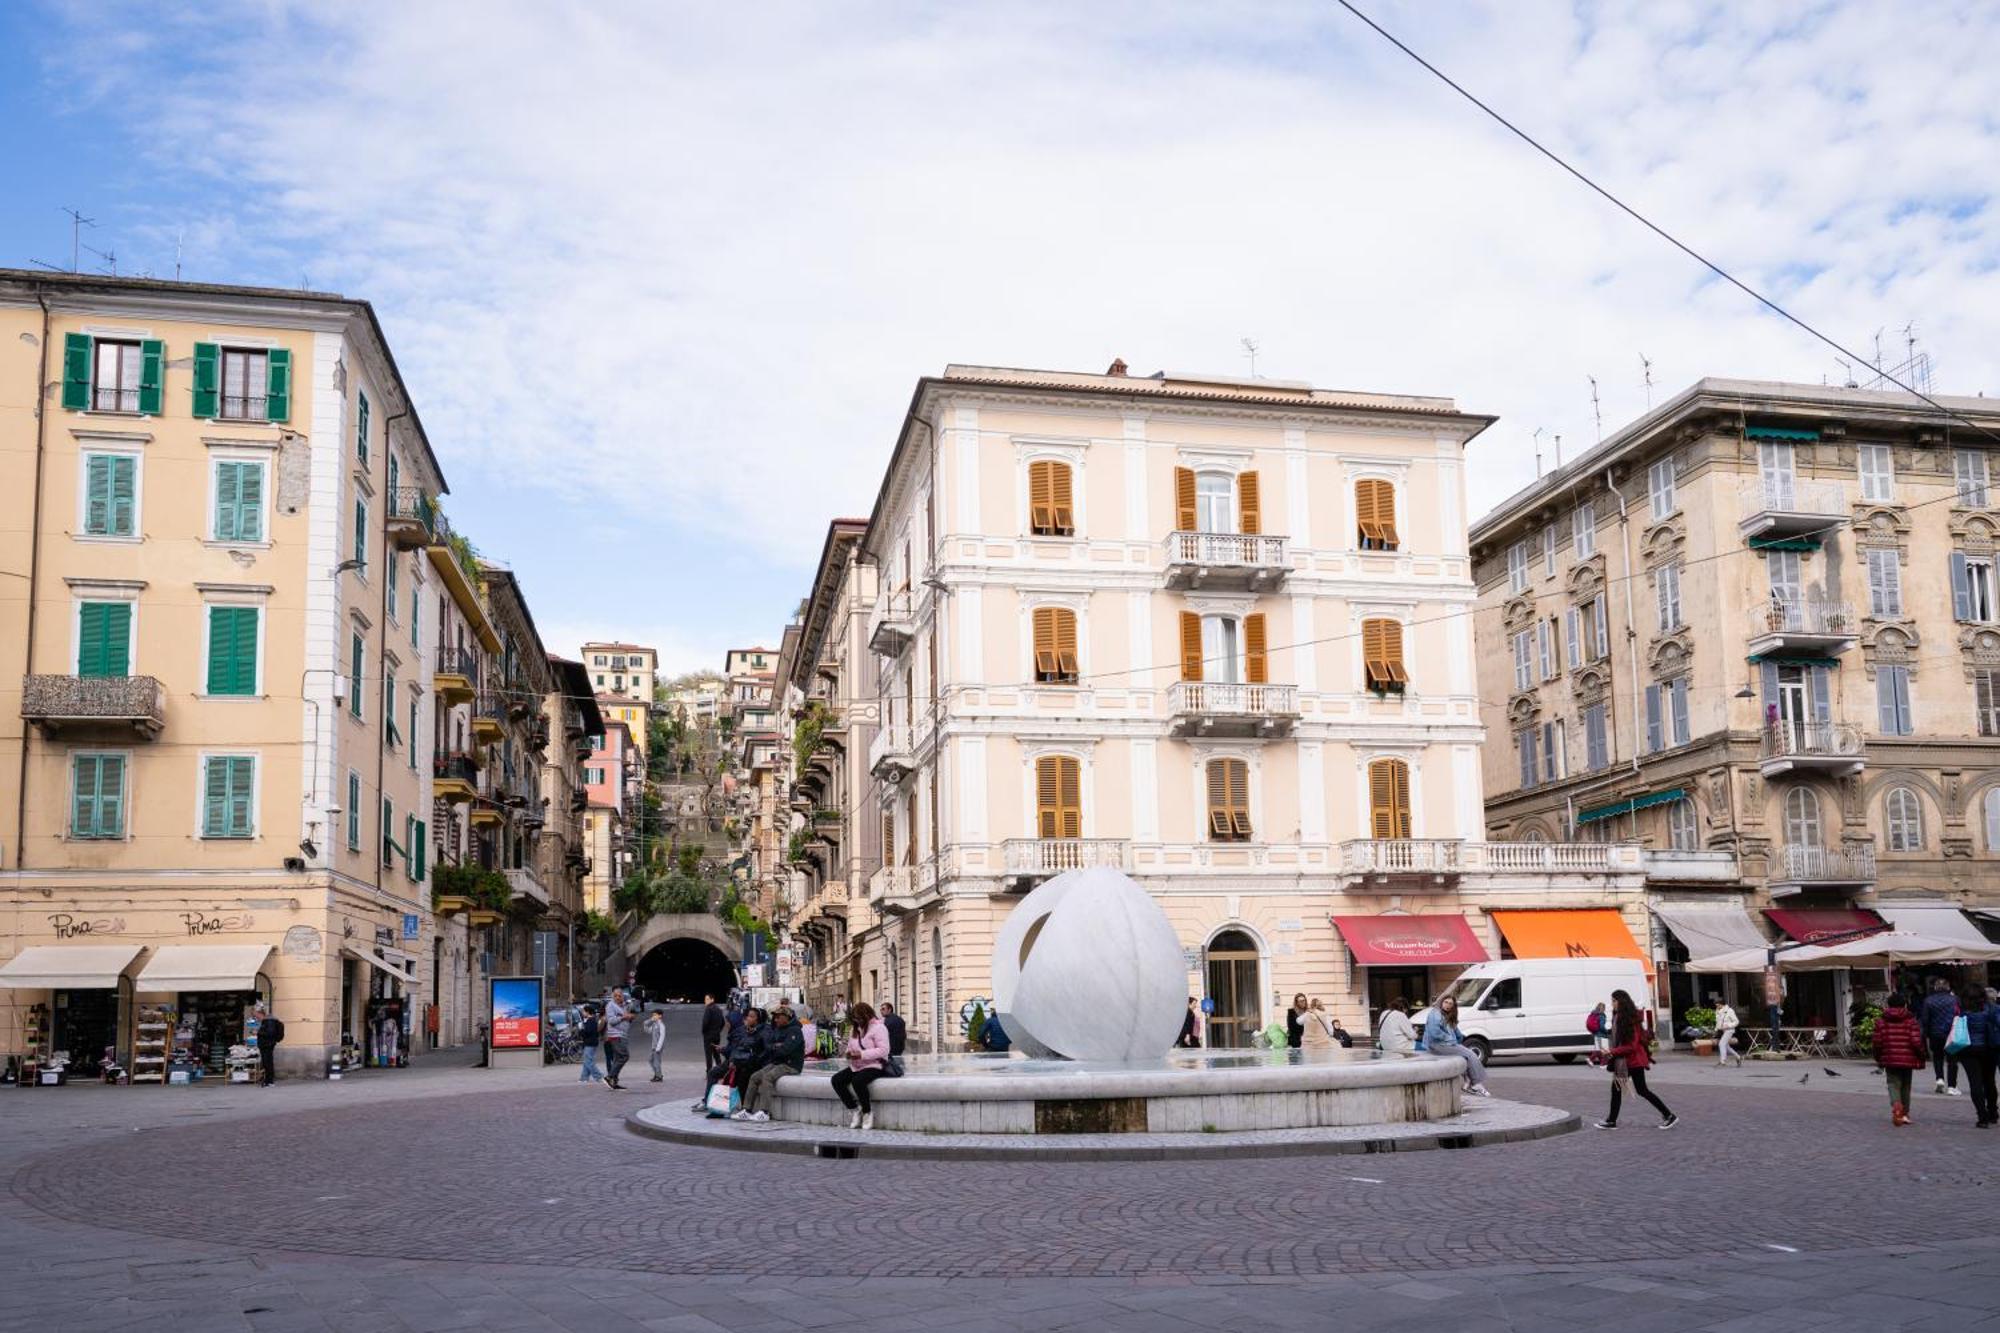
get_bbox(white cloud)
[45,0,2000,568]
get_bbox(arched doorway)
[634,938,737,1004]
[1204,928,1263,1049]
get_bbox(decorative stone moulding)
[991,867,1186,1062]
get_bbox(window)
[356,390,371,465]
[1517,729,1538,789]
[1196,472,1233,534]
[1207,758,1253,841]
[1767,549,1802,608]
[92,339,142,412]
[382,796,398,866]
[1859,443,1894,502]
[1512,630,1534,692]
[1179,611,1266,685]
[1978,670,2000,737]
[219,347,270,420]
[1956,449,1990,508]
[204,605,259,696]
[1362,618,1407,693]
[1538,619,1557,681]
[1541,525,1557,576]
[1367,758,1411,839]
[1666,798,1698,851]
[1507,541,1528,593]
[1866,548,1902,618]
[1588,596,1609,661]
[1481,978,1522,1011]
[350,632,365,718]
[346,770,362,851]
[353,498,368,573]
[1757,440,1796,507]
[1034,755,1080,839]
[1027,460,1075,536]
[585,767,604,785]
[1648,457,1676,519]
[1783,786,1821,847]
[1538,719,1564,784]
[81,452,139,537]
[1564,608,1582,669]
[1876,665,1913,735]
[70,754,126,839]
[1655,563,1682,633]
[1645,678,1690,751]
[410,583,420,648]
[1573,501,1596,559]
[76,601,132,678]
[1033,607,1079,683]
[1951,553,1996,623]
[1985,789,2000,851]
[200,755,255,839]
[1355,479,1398,550]
[61,334,161,415]
[1885,787,1925,851]
[383,669,399,747]
[211,459,266,543]
[386,549,398,611]
[1583,703,1609,772]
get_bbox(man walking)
[601,988,632,1091]
[577,1004,602,1084]
[643,1008,666,1082]
[1713,994,1741,1067]
[1922,977,1963,1096]
[255,1005,284,1087]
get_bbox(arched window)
[1205,759,1251,841]
[1666,798,1699,851]
[1031,607,1078,683]
[1362,618,1407,693]
[1984,788,2000,851]
[1356,479,1399,550]
[1034,755,1081,839]
[1518,827,1547,843]
[1782,786,1821,847]
[1027,460,1074,536]
[1367,758,1412,839]
[1885,786,1925,851]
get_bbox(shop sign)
[402,913,420,941]
[375,925,394,948]
[490,976,543,1049]
[179,910,255,937]
[48,912,126,939]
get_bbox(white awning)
[1653,906,1769,960]
[134,944,272,993]
[0,944,143,989]
[343,945,416,989]
[1874,904,1993,950]
[1688,931,2000,974]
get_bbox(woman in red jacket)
[1871,991,1927,1127]
[1594,989,1678,1130]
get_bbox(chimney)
[1105,358,1128,377]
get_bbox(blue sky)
[4,2,1997,672]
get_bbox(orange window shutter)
[1179,611,1204,682]
[1055,608,1078,679]
[1385,620,1408,684]
[1175,467,1197,531]
[1363,618,1386,687]
[906,793,919,864]
[1238,470,1261,535]
[882,812,895,863]
[1228,759,1252,838]
[1369,761,1394,839]
[1051,463,1074,533]
[1379,483,1399,548]
[1244,613,1268,684]
[1029,462,1053,532]
[1036,757,1060,838]
[1392,761,1410,838]
[1033,607,1056,678]
[1058,757,1081,839]
[1206,762,1231,838]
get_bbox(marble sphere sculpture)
[991,867,1186,1062]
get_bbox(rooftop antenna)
[1588,375,1603,443]
[1554,433,1564,469]
[1240,337,1260,378]
[60,206,96,272]
[174,228,184,282]
[1872,327,1885,374]
[1834,357,1859,389]
[1640,353,1654,410]
[1532,427,1545,478]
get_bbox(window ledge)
[204,539,273,552]
[76,409,151,420]
[197,693,269,702]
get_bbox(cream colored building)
[783,363,1648,1052]
[584,641,656,706]
[1471,378,2000,1036]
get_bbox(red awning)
[1765,907,1887,945]
[1332,914,1489,966]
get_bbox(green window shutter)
[71,755,97,836]
[387,453,398,497]
[347,771,361,849]
[225,757,254,836]
[97,755,124,837]
[102,601,131,678]
[137,339,164,415]
[192,343,219,418]
[213,461,241,540]
[403,813,416,877]
[202,757,230,837]
[413,820,427,880]
[408,697,419,769]
[237,461,263,541]
[387,550,398,604]
[233,607,259,694]
[108,455,136,535]
[77,602,131,678]
[61,333,92,411]
[351,635,365,716]
[83,455,112,534]
[356,391,370,462]
[353,500,367,568]
[264,348,291,422]
[206,606,258,695]
[410,587,419,647]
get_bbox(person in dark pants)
[1286,993,1307,1049]
[255,1006,284,1087]
[1594,989,1677,1130]
[600,988,632,1091]
[1921,977,1962,1097]
[1178,997,1201,1048]
[882,1003,907,1058]
[1961,985,2000,1128]
[831,1001,890,1129]
[693,992,727,1113]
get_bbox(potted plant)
[1681,1005,1717,1055]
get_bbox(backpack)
[1585,1010,1604,1035]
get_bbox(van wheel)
[1464,1036,1492,1064]
[1552,1053,1579,1065]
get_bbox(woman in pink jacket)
[831,1001,890,1129]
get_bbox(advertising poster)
[490,976,544,1049]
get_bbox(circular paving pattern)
[12,1072,1999,1278]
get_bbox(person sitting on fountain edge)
[981,1010,1011,1053]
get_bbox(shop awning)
[343,945,417,988]
[134,944,272,993]
[1577,788,1686,825]
[1746,653,1842,668]
[1745,425,1819,441]
[1747,535,1822,552]
[1491,909,1648,962]
[1765,907,1885,945]
[1690,931,2000,973]
[1332,914,1489,966]
[1652,905,1769,960]
[0,944,144,990]
[1873,904,1992,951]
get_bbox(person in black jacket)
[737,1008,805,1121]
[255,1006,284,1086]
[692,992,728,1113]
[882,1003,907,1058]
[723,1007,768,1095]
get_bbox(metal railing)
[433,753,479,784]
[1761,719,1864,763]
[1740,477,1845,520]
[1750,599,1856,639]
[1166,681,1299,717]
[503,867,549,905]
[1773,844,1876,884]
[1164,531,1290,569]
[437,646,478,679]
[1000,837,1132,874]
[21,674,166,731]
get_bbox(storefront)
[135,945,273,1083]
[1651,903,1771,1034]
[0,945,144,1084]
[1331,914,1490,1026]
[1488,909,1650,966]
[341,944,421,1069]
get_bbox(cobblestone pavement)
[6,1011,2000,1331]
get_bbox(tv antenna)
[1640,353,1654,410]
[1588,375,1603,443]
[1532,427,1545,478]
[29,206,99,273]
[1240,338,1260,378]
[174,228,184,282]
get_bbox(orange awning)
[1490,909,1647,963]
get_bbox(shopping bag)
[1946,1015,1971,1055]
[705,1073,740,1118]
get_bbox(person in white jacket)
[1712,996,1741,1067]
[1376,997,1418,1054]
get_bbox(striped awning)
[1577,788,1686,825]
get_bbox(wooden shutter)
[137,339,164,415]
[1244,613,1268,684]
[1054,608,1078,680]
[1207,759,1250,840]
[84,455,112,534]
[192,343,219,418]
[413,820,427,880]
[1357,479,1399,548]
[1369,759,1410,839]
[202,758,230,837]
[357,390,371,462]
[1050,462,1074,533]
[1363,617,1395,690]
[208,607,258,696]
[237,461,263,540]
[1029,461,1054,533]
[1227,759,1251,838]
[1179,611,1204,682]
[78,602,130,679]
[1057,756,1080,838]
[73,754,124,839]
[1206,761,1231,839]
[109,455,136,536]
[1237,470,1261,535]
[62,333,92,411]
[1174,467,1197,531]
[1033,606,1059,680]
[905,791,919,864]
[215,462,241,540]
[1036,756,1080,839]
[265,348,292,422]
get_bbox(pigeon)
[1798,1072,1811,1084]
[1822,1068,1842,1078]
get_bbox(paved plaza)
[6,1009,2000,1332]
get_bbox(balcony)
[503,867,550,907]
[22,674,165,737]
[1166,681,1298,738]
[1163,531,1290,591]
[1768,844,1876,896]
[1760,720,1865,778]
[1000,837,1131,889]
[869,864,920,914]
[385,487,435,551]
[1746,599,1858,658]
[1738,477,1847,542]
[1642,849,1742,884]
[869,724,914,782]
[435,647,477,704]
[471,693,505,746]
[1336,838,1464,889]
[1463,842,1641,874]
[433,754,479,804]
[869,590,916,657]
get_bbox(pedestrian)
[1286,993,1308,1050]
[577,1004,602,1084]
[882,1002,907,1058]
[690,992,726,1112]
[981,1010,1011,1053]
[831,1001,890,1130]
[1921,976,1962,1097]
[643,1008,666,1083]
[1422,996,1491,1097]
[725,1007,768,1092]
[1871,990,1926,1126]
[1594,988,1678,1130]
[800,1014,818,1058]
[1377,997,1417,1054]
[736,1007,805,1122]
[254,1005,283,1087]
[1713,995,1742,1067]
[601,988,632,1091]
[1960,985,2000,1129]
[1586,1001,1610,1056]
[1177,997,1201,1049]
[1301,998,1339,1050]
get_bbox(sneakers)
[1466,1084,1491,1098]
[861,1112,875,1131]
[1592,1120,1617,1130]
[651,1075,664,1083]
[729,1109,750,1121]
[1946,1086,1963,1097]
[689,1102,707,1115]
[1658,1114,1679,1130]
[848,1109,863,1129]
[1936,1079,1948,1094]
[602,1075,615,1089]
[750,1110,769,1122]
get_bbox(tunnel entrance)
[635,937,738,1003]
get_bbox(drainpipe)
[13,290,53,871]
[1605,468,1644,780]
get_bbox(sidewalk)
[1502,1047,1917,1098]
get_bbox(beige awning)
[343,945,416,988]
[0,944,143,989]
[134,944,272,993]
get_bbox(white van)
[1425,958,1651,1064]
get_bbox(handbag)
[1946,1015,1972,1055]
[705,1069,740,1118]
[884,1054,905,1078]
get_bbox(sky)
[4,1,1997,674]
